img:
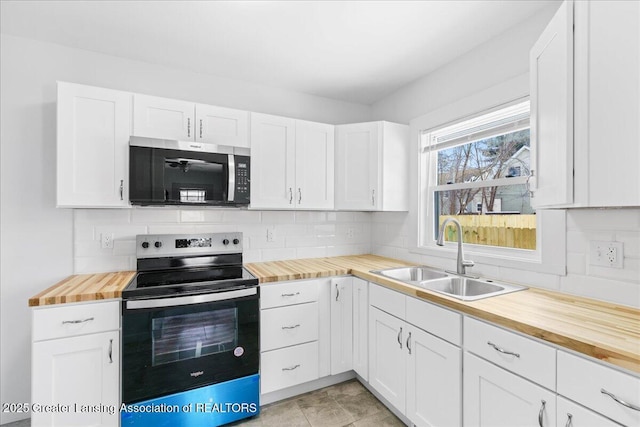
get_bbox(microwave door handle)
[228,154,235,202]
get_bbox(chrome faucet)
[436,218,475,276]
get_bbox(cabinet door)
[369,306,405,412]
[250,113,295,209]
[132,94,194,141]
[406,326,461,427]
[464,352,556,427]
[352,278,369,381]
[335,122,380,210]
[557,397,621,427]
[330,277,353,375]
[195,104,249,148]
[529,0,574,208]
[574,0,640,207]
[32,331,119,427]
[57,82,131,207]
[295,120,335,209]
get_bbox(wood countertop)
[28,271,136,307]
[28,254,639,374]
[246,254,640,374]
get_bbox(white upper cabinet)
[573,0,640,207]
[530,0,574,208]
[531,0,640,208]
[250,113,334,210]
[133,94,194,141]
[133,94,250,148]
[335,121,408,211]
[57,82,131,208]
[195,103,249,147]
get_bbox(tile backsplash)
[74,208,372,273]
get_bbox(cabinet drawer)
[557,351,640,426]
[260,279,319,309]
[261,302,319,351]
[369,283,405,318]
[33,301,120,342]
[464,317,556,390]
[406,296,461,346]
[557,396,622,427]
[260,341,319,394]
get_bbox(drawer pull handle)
[62,317,94,325]
[601,388,640,411]
[487,341,520,358]
[281,324,300,330]
[282,364,300,371]
[564,413,573,427]
[108,339,113,364]
[335,283,340,301]
[538,400,546,427]
[281,292,300,297]
[406,332,412,355]
[397,327,403,349]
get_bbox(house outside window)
[420,101,536,251]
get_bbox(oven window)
[151,308,238,366]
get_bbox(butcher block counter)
[29,254,639,374]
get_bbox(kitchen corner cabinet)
[531,0,640,208]
[334,121,408,211]
[57,82,131,208]
[132,94,249,147]
[330,277,353,375]
[31,301,120,427]
[250,113,334,210]
[368,284,462,427]
[351,277,368,381]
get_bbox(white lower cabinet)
[464,352,556,427]
[557,397,622,427]
[330,277,353,375]
[352,277,368,381]
[369,284,462,427]
[260,341,319,395]
[31,302,120,427]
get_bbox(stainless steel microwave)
[129,136,250,206]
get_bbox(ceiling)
[0,1,558,105]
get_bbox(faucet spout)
[436,218,474,276]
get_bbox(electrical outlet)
[266,227,276,243]
[589,241,623,268]
[101,232,114,249]
[346,227,355,239]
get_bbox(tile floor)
[3,380,404,427]
[230,380,405,427]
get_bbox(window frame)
[406,75,566,276]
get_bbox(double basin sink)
[370,266,526,301]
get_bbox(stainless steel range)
[121,232,259,427]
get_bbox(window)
[420,101,536,250]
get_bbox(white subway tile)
[567,209,640,231]
[285,235,319,248]
[180,210,205,222]
[74,225,95,242]
[222,210,261,223]
[296,247,328,259]
[113,240,137,256]
[243,249,261,263]
[566,253,587,275]
[586,260,640,284]
[131,208,180,224]
[147,225,198,234]
[74,255,133,274]
[616,231,640,258]
[497,266,561,290]
[261,248,297,262]
[74,209,131,225]
[95,225,148,240]
[193,224,239,233]
[313,224,336,236]
[560,275,640,308]
[74,240,106,258]
[332,212,354,222]
[262,211,296,224]
[295,211,327,223]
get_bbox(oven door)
[122,287,259,404]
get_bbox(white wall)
[0,33,371,425]
[371,4,560,124]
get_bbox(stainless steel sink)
[371,266,449,283]
[370,266,527,301]
[417,276,527,301]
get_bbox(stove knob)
[141,242,149,249]
[154,241,162,248]
[233,238,240,245]
[222,239,229,245]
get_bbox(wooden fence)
[439,215,536,250]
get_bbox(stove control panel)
[136,232,243,258]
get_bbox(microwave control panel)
[234,156,250,203]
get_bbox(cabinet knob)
[154,241,162,248]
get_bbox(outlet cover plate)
[589,240,623,268]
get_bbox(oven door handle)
[126,287,257,310]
